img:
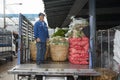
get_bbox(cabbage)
[50,36,69,46]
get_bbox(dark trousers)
[36,42,46,64]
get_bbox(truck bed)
[8,62,100,76]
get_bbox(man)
[34,13,49,65]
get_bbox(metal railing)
[18,13,34,64]
[96,29,115,69]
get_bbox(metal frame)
[17,13,34,64]
[96,29,115,68]
[8,64,100,80]
[89,0,96,68]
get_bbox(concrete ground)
[0,58,17,80]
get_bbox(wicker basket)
[50,44,68,61]
[45,40,50,60]
[93,68,118,80]
[30,41,36,61]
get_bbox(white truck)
[0,28,16,62]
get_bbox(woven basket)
[45,40,50,60]
[93,68,118,80]
[50,44,68,61]
[30,41,36,61]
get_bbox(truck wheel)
[12,51,16,56]
[10,55,13,61]
[6,56,13,61]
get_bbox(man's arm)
[44,22,49,38]
[34,23,38,39]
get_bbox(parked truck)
[0,28,16,62]
[7,12,102,80]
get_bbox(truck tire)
[12,51,16,56]
[6,55,13,62]
[10,55,13,61]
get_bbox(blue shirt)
[34,20,49,42]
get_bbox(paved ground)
[0,58,17,80]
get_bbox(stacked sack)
[69,37,89,64]
[66,17,89,64]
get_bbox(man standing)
[34,13,49,65]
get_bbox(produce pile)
[50,28,69,61]
[67,17,89,64]
[52,28,68,37]
[49,17,89,64]
[50,36,69,46]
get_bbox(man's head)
[38,13,45,21]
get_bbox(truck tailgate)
[8,62,100,76]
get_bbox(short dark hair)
[38,13,45,16]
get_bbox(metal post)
[17,13,22,65]
[3,0,6,28]
[3,2,22,29]
[89,0,96,68]
[26,23,28,62]
[101,31,103,68]
[108,29,110,68]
